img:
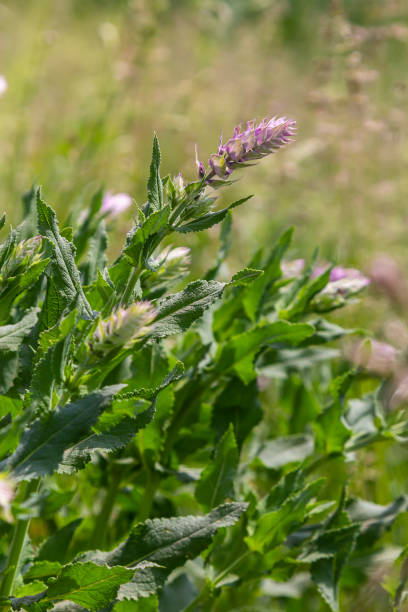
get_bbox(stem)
[90,469,121,550]
[182,586,211,612]
[136,431,159,523]
[0,479,40,611]
[213,550,251,587]
[120,267,139,307]
[181,551,251,612]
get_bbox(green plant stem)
[137,471,159,523]
[161,378,211,463]
[182,586,211,612]
[181,551,251,612]
[137,431,159,523]
[90,469,121,550]
[120,266,139,307]
[0,479,40,611]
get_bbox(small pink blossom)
[101,192,132,217]
[350,339,398,376]
[0,75,7,97]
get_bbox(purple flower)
[101,192,132,217]
[204,116,296,181]
[312,264,370,287]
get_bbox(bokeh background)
[1,1,408,609]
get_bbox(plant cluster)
[0,119,407,612]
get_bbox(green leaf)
[43,562,134,610]
[124,205,171,266]
[310,525,359,611]
[105,503,247,570]
[0,308,38,352]
[175,196,252,233]
[314,401,352,455]
[36,191,94,325]
[243,227,293,321]
[0,212,5,231]
[257,434,314,469]
[246,479,324,554]
[37,519,82,563]
[195,424,239,510]
[59,399,155,474]
[215,321,314,384]
[159,574,197,612]
[279,267,331,320]
[229,268,263,287]
[212,378,262,448]
[24,561,62,581]
[2,386,122,481]
[147,134,163,214]
[114,597,159,611]
[149,280,225,339]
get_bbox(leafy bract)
[175,196,252,233]
[146,134,163,214]
[36,192,94,325]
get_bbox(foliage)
[0,128,407,612]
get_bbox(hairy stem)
[0,479,40,611]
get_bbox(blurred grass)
[1,2,408,609]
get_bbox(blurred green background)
[1,0,407,277]
[1,2,408,609]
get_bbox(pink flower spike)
[101,192,132,217]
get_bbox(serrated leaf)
[246,479,324,553]
[106,503,247,570]
[36,192,94,325]
[175,196,252,233]
[59,399,155,474]
[2,386,122,480]
[0,308,38,351]
[195,424,239,510]
[310,525,359,611]
[149,280,225,339]
[43,562,134,610]
[24,561,62,580]
[146,134,163,214]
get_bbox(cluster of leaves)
[0,135,407,612]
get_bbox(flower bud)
[173,173,185,199]
[195,145,206,178]
[208,154,227,178]
[91,301,156,355]
[3,236,42,278]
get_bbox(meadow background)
[1,1,408,609]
